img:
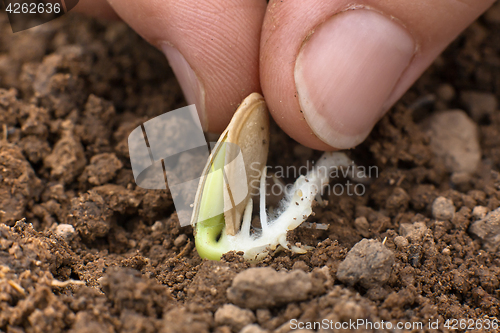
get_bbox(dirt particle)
[186,261,241,311]
[55,223,75,240]
[291,260,309,272]
[436,83,455,102]
[76,94,116,151]
[92,184,141,214]
[469,207,500,254]
[410,184,437,211]
[336,239,394,288]
[173,234,188,248]
[460,90,497,121]
[385,187,410,215]
[67,190,114,242]
[161,307,212,333]
[393,235,409,249]
[354,216,371,238]
[0,143,43,225]
[79,153,123,185]
[472,205,489,220]
[44,120,87,184]
[422,110,480,174]
[399,221,428,244]
[19,135,51,164]
[214,304,255,332]
[432,196,456,221]
[151,220,164,232]
[227,267,324,309]
[100,267,172,317]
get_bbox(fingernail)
[161,43,207,130]
[295,9,415,149]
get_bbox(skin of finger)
[260,0,495,150]
[104,0,266,133]
[73,0,120,20]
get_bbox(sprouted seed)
[191,93,365,261]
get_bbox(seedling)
[191,93,362,261]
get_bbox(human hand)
[76,0,495,150]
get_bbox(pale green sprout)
[193,141,228,260]
[191,93,365,261]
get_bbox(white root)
[217,151,364,261]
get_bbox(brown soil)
[1,5,500,333]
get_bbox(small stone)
[79,153,123,185]
[408,244,423,267]
[432,196,456,220]
[173,234,188,248]
[393,236,409,249]
[436,84,455,102]
[227,268,318,309]
[354,216,371,237]
[55,223,75,240]
[469,207,500,254]
[460,91,497,121]
[151,221,163,232]
[336,239,394,289]
[67,191,114,242]
[399,222,428,243]
[240,324,269,333]
[442,248,451,255]
[292,260,309,272]
[472,206,489,220]
[422,110,480,174]
[450,172,472,186]
[214,304,255,332]
[385,187,410,214]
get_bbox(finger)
[104,0,266,132]
[260,0,495,150]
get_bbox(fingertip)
[161,42,207,130]
[261,0,494,151]
[295,9,415,149]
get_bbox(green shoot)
[194,143,227,260]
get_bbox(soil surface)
[1,5,500,333]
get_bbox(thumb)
[261,0,495,150]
